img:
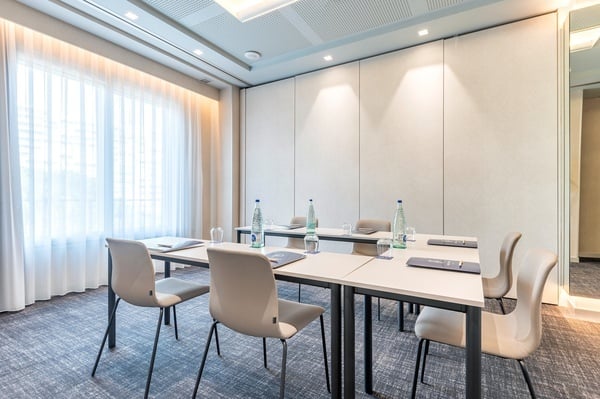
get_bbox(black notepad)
[427,238,478,248]
[406,257,480,274]
[266,251,306,268]
[280,224,303,230]
[352,228,377,235]
[154,240,204,252]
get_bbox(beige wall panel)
[579,97,600,256]
[244,79,295,247]
[294,63,360,252]
[443,14,558,303]
[359,41,444,232]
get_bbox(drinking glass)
[210,226,224,243]
[376,238,392,259]
[405,226,416,242]
[342,222,352,236]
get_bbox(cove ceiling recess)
[17,0,559,87]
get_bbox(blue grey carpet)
[0,266,598,398]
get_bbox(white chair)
[411,248,557,399]
[352,219,408,330]
[193,247,330,399]
[483,231,522,314]
[92,238,212,399]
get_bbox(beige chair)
[287,216,317,301]
[92,238,211,399]
[483,231,522,314]
[193,247,330,399]
[411,248,557,399]
[352,219,408,330]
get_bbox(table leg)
[364,295,373,394]
[465,306,482,399]
[344,285,355,399]
[108,251,116,348]
[330,284,341,399]
[236,230,241,243]
[164,261,171,325]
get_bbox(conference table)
[106,239,371,399]
[105,232,483,399]
[235,225,389,245]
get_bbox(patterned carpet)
[0,266,599,399]
[570,261,600,298]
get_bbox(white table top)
[341,233,484,308]
[142,240,373,285]
[236,225,391,241]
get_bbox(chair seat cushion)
[414,306,533,360]
[155,278,209,308]
[276,299,325,340]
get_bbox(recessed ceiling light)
[244,50,262,60]
[418,29,429,37]
[124,11,139,21]
[323,55,333,61]
[214,0,299,22]
[193,49,204,56]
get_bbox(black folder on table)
[154,240,204,252]
[406,257,480,274]
[427,238,478,248]
[352,227,377,235]
[280,224,303,230]
[266,251,306,268]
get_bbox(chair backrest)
[352,219,391,256]
[106,238,158,307]
[496,232,523,296]
[511,248,557,354]
[206,247,283,338]
[286,216,318,249]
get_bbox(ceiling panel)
[12,0,562,88]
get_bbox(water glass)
[376,238,392,259]
[304,234,319,254]
[342,222,352,236]
[210,226,224,243]
[405,226,416,242]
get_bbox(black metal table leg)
[466,306,482,399]
[364,295,373,394]
[344,285,355,399]
[108,251,116,348]
[331,284,341,399]
[237,230,241,243]
[164,261,171,325]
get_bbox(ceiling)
[16,0,561,89]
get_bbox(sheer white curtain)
[0,19,218,311]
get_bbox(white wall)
[241,14,559,303]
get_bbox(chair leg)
[398,301,404,332]
[263,337,268,368]
[144,308,164,399]
[319,315,331,393]
[517,359,537,399]
[172,305,178,340]
[411,338,425,399]
[420,339,430,383]
[92,297,121,376]
[193,320,218,399]
[279,339,288,399]
[497,298,507,314]
[377,297,381,321]
[213,321,221,356]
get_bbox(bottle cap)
[255,199,260,203]
[397,199,402,203]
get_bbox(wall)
[579,97,600,257]
[242,14,559,303]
